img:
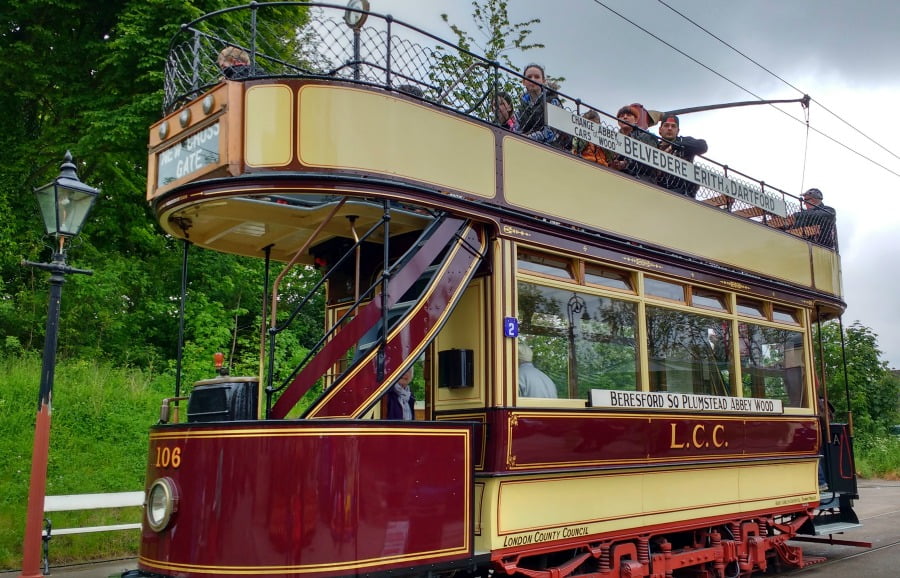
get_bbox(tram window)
[772,307,799,325]
[517,250,574,280]
[517,282,638,399]
[644,277,685,302]
[585,265,634,292]
[738,323,806,408]
[646,306,732,397]
[691,288,727,312]
[736,297,766,318]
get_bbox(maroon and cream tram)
[126,3,862,577]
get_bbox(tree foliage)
[0,1,320,386]
[430,0,558,119]
[814,320,900,437]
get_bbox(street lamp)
[344,0,369,81]
[19,151,98,578]
[566,293,589,399]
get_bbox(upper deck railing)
[162,2,837,249]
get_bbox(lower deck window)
[739,323,806,407]
[646,306,732,396]
[517,282,638,399]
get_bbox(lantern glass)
[34,156,99,239]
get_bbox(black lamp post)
[344,0,370,81]
[19,152,98,578]
[566,293,588,399]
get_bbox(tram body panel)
[139,422,474,577]
[475,460,818,553]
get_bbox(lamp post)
[344,0,370,81]
[19,152,98,578]
[566,293,588,399]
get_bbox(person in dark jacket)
[385,367,415,420]
[791,188,837,247]
[517,63,562,146]
[656,114,708,197]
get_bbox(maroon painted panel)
[139,421,473,577]
[505,411,819,471]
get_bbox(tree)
[429,0,556,120]
[814,320,900,437]
[0,1,321,381]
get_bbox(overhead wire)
[655,0,900,165]
[586,0,900,179]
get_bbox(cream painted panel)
[812,245,843,297]
[498,473,644,533]
[435,280,486,408]
[487,462,819,550]
[298,86,496,198]
[503,139,816,290]
[245,85,293,166]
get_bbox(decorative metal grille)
[162,2,833,247]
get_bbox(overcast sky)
[367,0,900,368]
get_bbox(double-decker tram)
[127,3,864,577]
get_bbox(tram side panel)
[139,422,474,578]
[465,409,822,555]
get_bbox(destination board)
[157,122,221,188]
[546,104,788,217]
[590,389,784,414]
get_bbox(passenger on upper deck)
[609,105,657,181]
[494,92,519,132]
[217,46,261,80]
[572,110,608,166]
[386,367,416,420]
[518,342,558,398]
[518,63,562,147]
[656,114,708,198]
[791,188,837,247]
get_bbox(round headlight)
[146,477,178,532]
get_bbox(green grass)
[0,355,168,570]
[854,434,900,480]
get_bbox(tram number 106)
[154,446,182,469]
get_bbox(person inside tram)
[494,92,519,132]
[517,341,558,398]
[655,114,708,197]
[518,63,563,147]
[789,188,837,247]
[572,109,608,166]
[609,105,657,181]
[385,367,416,420]
[817,391,836,491]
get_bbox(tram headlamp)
[146,477,179,532]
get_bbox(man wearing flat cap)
[791,188,837,247]
[656,114,708,197]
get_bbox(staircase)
[269,215,485,419]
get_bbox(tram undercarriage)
[489,513,820,578]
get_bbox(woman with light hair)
[217,46,255,79]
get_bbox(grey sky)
[369,0,900,367]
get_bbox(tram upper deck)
[147,2,842,303]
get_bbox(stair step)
[813,521,862,535]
